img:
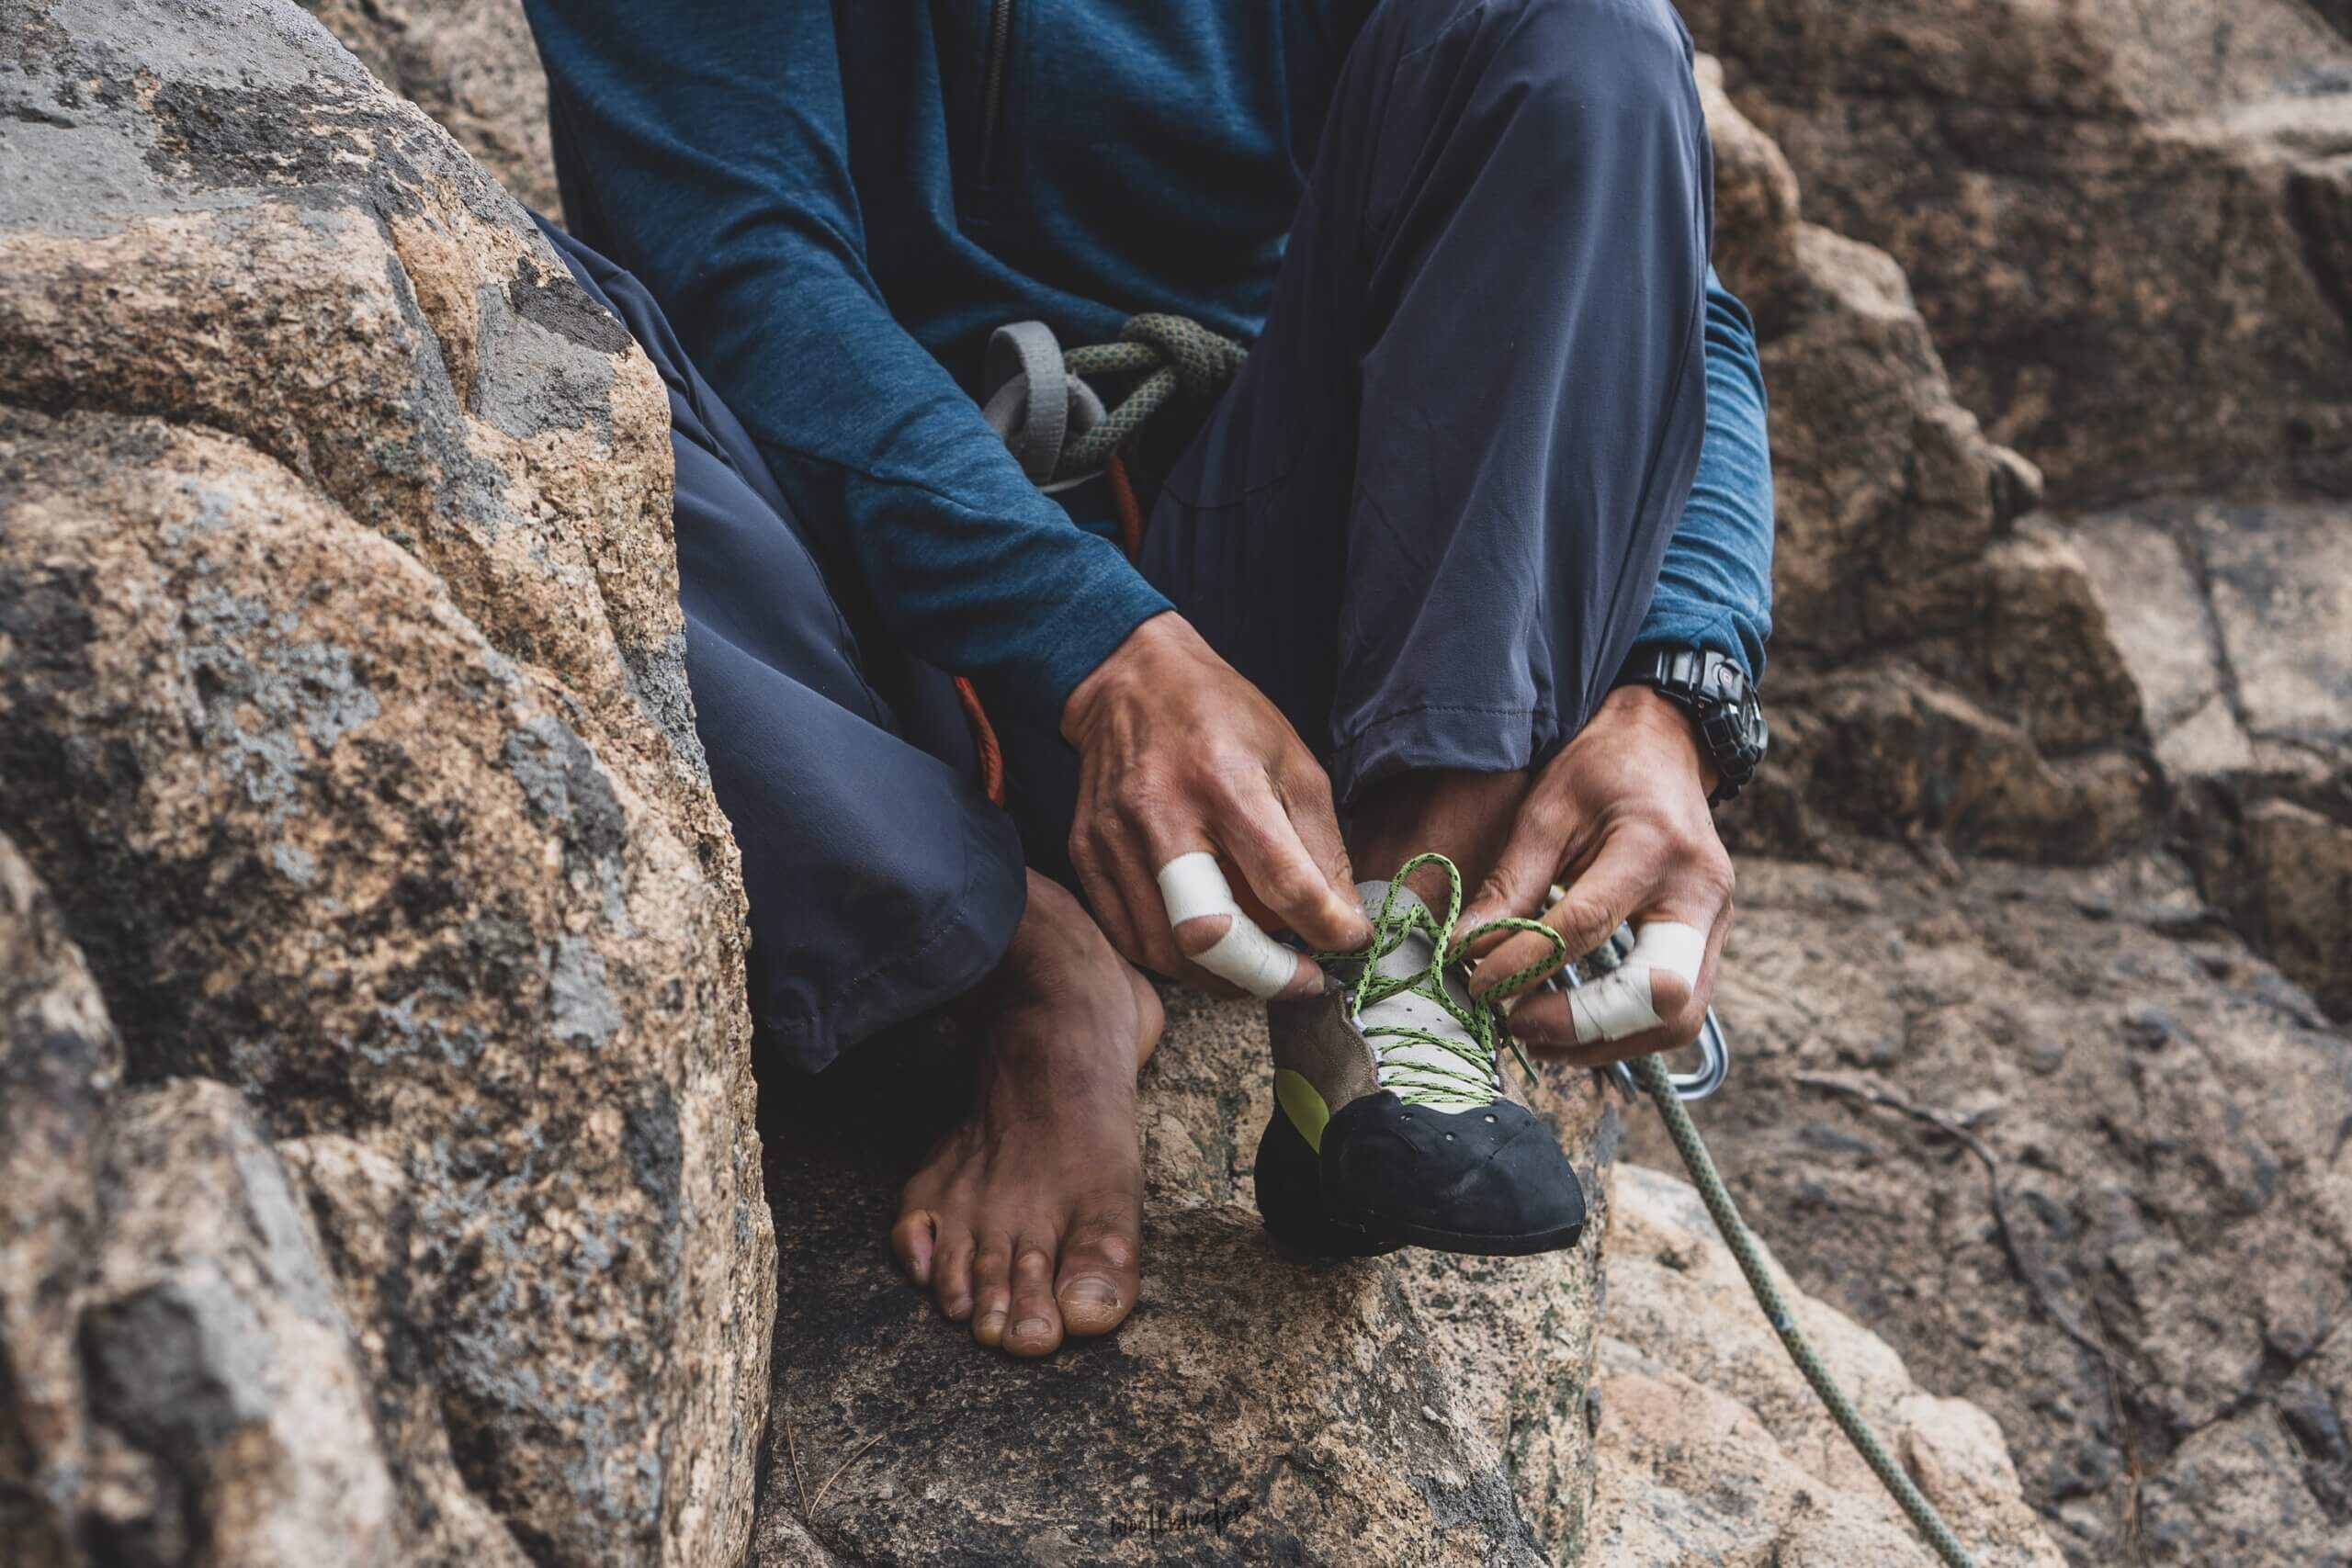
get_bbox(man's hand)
[1457,684,1734,1066]
[1062,613,1371,993]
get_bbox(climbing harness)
[975,313,1983,1568]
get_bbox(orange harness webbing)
[955,451,1148,809]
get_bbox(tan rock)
[1684,0,2352,505]
[2068,513,2228,745]
[1591,1166,2065,1567]
[1694,62,2167,873]
[2196,502,2352,752]
[0,833,421,1568]
[0,1,774,1562]
[2068,502,2352,1014]
[298,0,560,219]
[1745,663,2156,864]
[2242,800,2352,1020]
[0,832,128,1564]
[1623,857,2352,1566]
[750,993,1622,1563]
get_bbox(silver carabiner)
[1611,1007,1729,1101]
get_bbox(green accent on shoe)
[1273,1067,1331,1153]
[1317,852,1566,1110]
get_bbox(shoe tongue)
[1350,879,1493,1111]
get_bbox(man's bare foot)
[891,873,1163,1358]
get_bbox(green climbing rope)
[1056,312,1247,480]
[1629,1051,1981,1568]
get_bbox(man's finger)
[1069,826,1149,971]
[1157,850,1319,998]
[1500,987,1578,1052]
[1102,825,1191,980]
[1215,774,1369,953]
[1457,787,1577,945]
[1467,830,1654,998]
[1507,911,1726,1066]
[1276,764,1366,943]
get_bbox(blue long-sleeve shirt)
[523,1,1773,727]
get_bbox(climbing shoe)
[1252,853,1586,1258]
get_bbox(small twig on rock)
[810,1431,887,1518]
[1797,1072,2146,1562]
[781,1403,808,1517]
[1795,1076,2104,1361]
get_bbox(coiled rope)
[1053,313,1247,481]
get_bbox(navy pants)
[544,0,1713,1074]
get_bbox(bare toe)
[1055,1202,1140,1337]
[891,1207,938,1289]
[929,1220,977,1322]
[888,871,1157,1359]
[1003,1240,1064,1358]
[969,1235,1013,1347]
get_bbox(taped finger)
[1157,852,1308,999]
[1560,920,1704,1045]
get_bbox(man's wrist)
[1593,683,1721,798]
[1061,610,1185,747]
[1611,644,1767,804]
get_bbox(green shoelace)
[1326,852,1566,1109]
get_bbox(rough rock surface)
[297,0,561,219]
[5,2,2339,1566]
[1697,59,2351,1027]
[1624,858,2352,1567]
[747,993,1623,1565]
[1668,51,2352,1567]
[1692,63,2159,871]
[0,2,773,1564]
[1684,0,2352,507]
[1590,1166,2065,1568]
[2068,502,2352,1018]
[1,834,414,1565]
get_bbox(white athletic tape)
[1566,920,1705,1043]
[1155,852,1300,998]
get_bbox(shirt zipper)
[979,0,1015,188]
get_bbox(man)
[523,0,1772,1358]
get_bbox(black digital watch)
[1614,645,1769,806]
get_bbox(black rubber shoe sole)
[1252,1101,1402,1258]
[1251,1104,1584,1258]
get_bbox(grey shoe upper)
[1268,880,1511,1129]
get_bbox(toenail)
[1065,1279,1121,1311]
[976,1311,1005,1334]
[1012,1316,1052,1339]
